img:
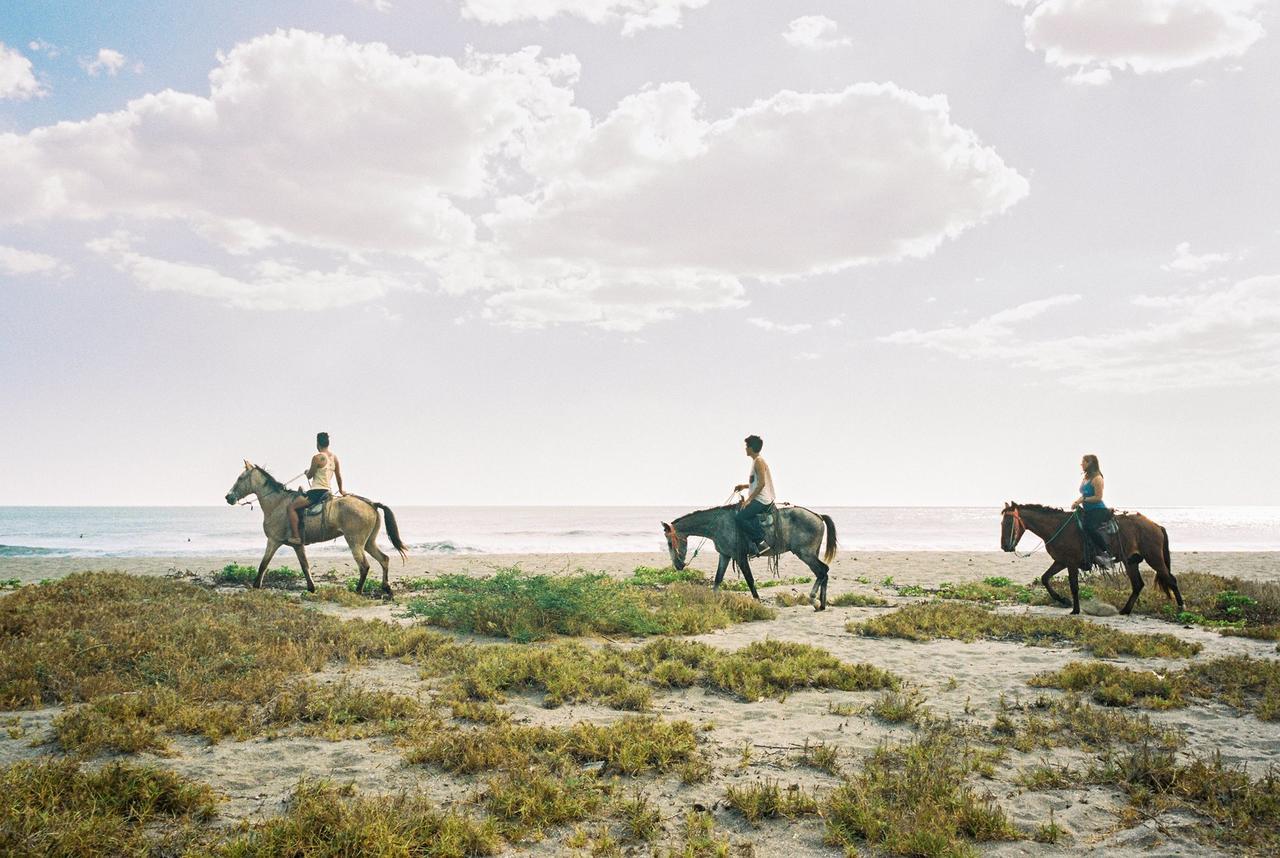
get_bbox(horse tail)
[1154,524,1174,599]
[374,502,409,562]
[821,514,838,564]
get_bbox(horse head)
[226,460,257,505]
[661,521,688,570]
[1000,502,1025,552]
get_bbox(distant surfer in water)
[286,432,344,546]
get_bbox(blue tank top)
[1080,479,1106,510]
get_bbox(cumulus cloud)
[882,278,1280,388]
[783,15,852,50]
[747,317,812,333]
[27,39,59,59]
[2,30,1026,323]
[0,244,66,276]
[1162,240,1238,273]
[0,30,582,257]
[488,81,1028,281]
[0,42,42,100]
[1019,0,1267,77]
[460,0,709,35]
[88,232,413,311]
[82,48,129,77]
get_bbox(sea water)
[1,505,1277,557]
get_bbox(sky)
[1,0,1278,508]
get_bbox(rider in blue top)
[1071,453,1112,569]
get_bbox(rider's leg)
[735,500,767,549]
[286,496,308,544]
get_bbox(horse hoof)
[307,584,316,593]
[813,604,825,612]
[1070,609,1080,616]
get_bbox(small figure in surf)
[733,435,775,554]
[1071,453,1112,570]
[287,432,345,546]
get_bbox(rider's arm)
[742,460,764,504]
[334,456,344,495]
[1091,475,1104,503]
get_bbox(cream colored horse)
[224,461,407,595]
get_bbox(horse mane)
[1012,502,1071,516]
[253,465,296,495]
[673,503,737,525]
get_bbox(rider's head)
[744,435,763,456]
[1081,454,1101,478]
[317,431,330,450]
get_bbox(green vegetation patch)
[1092,570,1280,633]
[0,758,217,857]
[405,715,699,777]
[850,601,1200,659]
[402,569,774,641]
[996,693,1182,753]
[823,730,1018,856]
[214,562,301,588]
[725,780,820,826]
[1030,656,1280,720]
[433,636,898,712]
[0,572,445,751]
[829,591,890,608]
[209,779,500,857]
[937,578,1047,605]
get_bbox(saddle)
[748,503,781,558]
[1077,514,1119,570]
[297,495,332,543]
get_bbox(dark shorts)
[304,489,331,505]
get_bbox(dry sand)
[3,550,1278,856]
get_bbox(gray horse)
[225,461,407,595]
[661,504,838,610]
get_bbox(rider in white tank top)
[750,459,775,505]
[310,454,334,491]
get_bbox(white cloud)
[882,294,1081,354]
[0,244,66,276]
[460,0,710,35]
[783,15,852,50]
[27,40,59,59]
[82,48,129,77]
[1162,240,1238,273]
[1,30,1026,327]
[352,0,393,10]
[747,317,812,333]
[488,81,1028,281]
[1020,0,1267,76]
[88,232,414,311]
[0,31,582,257]
[882,277,1280,388]
[1065,66,1112,85]
[0,42,42,100]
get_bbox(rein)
[673,492,741,568]
[1008,507,1078,558]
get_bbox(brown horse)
[1000,502,1183,616]
[225,462,407,595]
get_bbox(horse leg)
[291,544,316,593]
[345,533,372,594]
[1067,566,1081,615]
[1040,560,1069,607]
[254,540,283,589]
[738,553,761,601]
[796,550,829,612]
[365,536,392,597]
[712,554,729,591]
[1119,558,1144,615]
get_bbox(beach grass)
[0,758,218,857]
[849,601,1201,659]
[0,572,447,750]
[1088,569,1280,632]
[208,779,501,857]
[401,568,773,641]
[725,779,821,826]
[213,562,301,588]
[823,729,1018,856]
[432,636,898,712]
[1029,656,1280,720]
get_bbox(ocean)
[1,505,1277,557]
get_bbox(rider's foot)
[286,534,301,546]
[1094,554,1112,569]
[755,540,770,555]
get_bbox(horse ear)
[243,459,252,470]
[660,521,671,532]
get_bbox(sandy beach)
[3,550,1278,855]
